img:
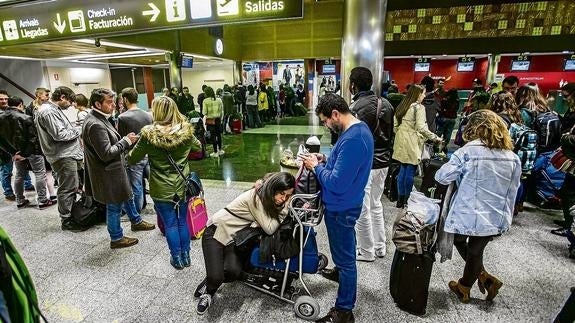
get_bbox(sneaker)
[5,195,16,201]
[61,219,90,232]
[209,152,219,158]
[50,196,58,201]
[554,219,567,227]
[197,294,212,315]
[16,199,30,208]
[551,228,569,237]
[320,268,339,283]
[315,307,355,323]
[218,150,225,155]
[38,199,57,210]
[194,278,207,298]
[375,247,386,258]
[24,185,35,192]
[131,220,155,231]
[110,236,139,249]
[356,250,375,262]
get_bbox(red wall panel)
[497,55,575,94]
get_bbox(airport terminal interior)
[1,0,575,322]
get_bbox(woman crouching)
[435,109,521,303]
[195,172,295,315]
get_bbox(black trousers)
[560,173,575,229]
[453,234,494,287]
[201,225,244,296]
[207,118,222,152]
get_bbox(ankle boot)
[479,272,503,301]
[171,255,185,270]
[396,196,405,208]
[448,280,471,304]
[182,251,191,267]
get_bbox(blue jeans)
[397,163,417,198]
[154,199,190,258]
[1,161,33,197]
[126,158,147,212]
[107,199,142,241]
[324,206,361,311]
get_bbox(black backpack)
[532,111,562,153]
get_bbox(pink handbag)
[187,195,208,239]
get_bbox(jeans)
[453,234,494,287]
[324,207,361,311]
[107,198,142,241]
[154,199,190,258]
[15,155,48,204]
[202,225,244,296]
[1,160,33,197]
[355,168,388,258]
[436,118,457,144]
[247,105,261,128]
[126,158,147,213]
[397,163,417,198]
[51,158,81,219]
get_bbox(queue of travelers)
[1,67,575,323]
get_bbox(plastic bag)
[406,191,440,225]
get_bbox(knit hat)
[305,136,321,153]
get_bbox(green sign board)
[0,0,303,46]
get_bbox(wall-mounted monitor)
[414,58,430,72]
[457,57,475,72]
[564,55,575,71]
[322,64,336,74]
[180,56,194,69]
[510,55,531,71]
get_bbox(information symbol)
[166,0,186,22]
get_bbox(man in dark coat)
[82,88,155,249]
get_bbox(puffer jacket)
[0,107,42,157]
[127,122,201,202]
[349,91,394,169]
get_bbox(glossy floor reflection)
[192,114,329,182]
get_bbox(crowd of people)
[1,65,574,322]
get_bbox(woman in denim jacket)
[435,110,521,304]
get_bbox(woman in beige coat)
[392,84,442,207]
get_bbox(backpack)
[509,123,538,172]
[294,163,320,195]
[532,151,565,209]
[532,111,562,153]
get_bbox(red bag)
[156,196,208,239]
[550,148,575,175]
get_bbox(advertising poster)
[274,60,305,90]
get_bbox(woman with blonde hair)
[435,109,521,304]
[128,96,201,269]
[392,84,442,208]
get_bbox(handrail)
[0,72,35,99]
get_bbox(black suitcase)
[389,249,435,316]
[420,158,449,201]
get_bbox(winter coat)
[349,91,394,169]
[82,110,132,204]
[221,91,235,116]
[127,122,201,202]
[0,107,42,157]
[392,103,439,165]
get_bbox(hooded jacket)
[127,122,201,202]
[349,91,394,169]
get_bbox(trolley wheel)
[318,253,328,271]
[294,295,320,321]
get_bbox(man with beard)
[35,86,86,231]
[301,94,373,323]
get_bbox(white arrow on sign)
[53,13,66,33]
[143,3,160,22]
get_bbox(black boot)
[396,195,405,208]
[316,307,355,323]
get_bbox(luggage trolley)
[244,191,327,321]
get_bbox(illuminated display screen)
[0,0,304,46]
[565,59,575,71]
[414,62,430,72]
[322,64,335,74]
[457,57,475,72]
[511,55,531,71]
[181,56,193,68]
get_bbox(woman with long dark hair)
[195,172,295,315]
[392,84,442,207]
[203,86,224,157]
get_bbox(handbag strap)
[163,149,187,182]
[224,207,251,222]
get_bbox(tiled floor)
[1,180,574,322]
[1,114,574,322]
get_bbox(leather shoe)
[131,220,155,231]
[551,228,569,237]
[17,199,30,208]
[315,307,355,323]
[110,236,139,249]
[5,195,16,201]
[554,219,567,227]
[61,219,90,232]
[320,267,339,283]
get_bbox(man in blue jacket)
[301,93,374,323]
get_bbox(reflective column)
[487,54,501,84]
[341,0,387,102]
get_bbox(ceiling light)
[442,54,447,57]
